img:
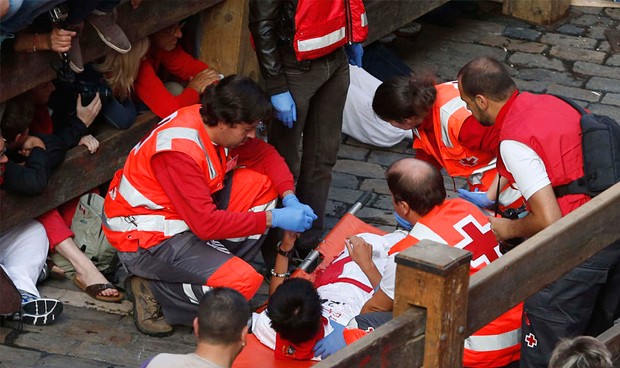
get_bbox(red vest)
[293,0,368,61]
[103,105,229,252]
[496,92,590,216]
[389,199,522,367]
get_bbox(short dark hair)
[457,56,516,102]
[1,93,34,143]
[201,75,272,127]
[197,287,251,345]
[267,278,322,344]
[372,74,436,122]
[385,158,445,216]
[549,336,613,368]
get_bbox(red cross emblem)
[525,333,538,348]
[459,156,479,167]
[453,215,500,267]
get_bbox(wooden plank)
[502,0,571,25]
[0,112,159,234]
[363,0,450,44]
[571,0,620,7]
[197,0,259,79]
[393,240,471,368]
[0,0,223,103]
[466,182,620,335]
[598,323,620,361]
[314,308,426,368]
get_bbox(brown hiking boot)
[126,276,173,337]
[87,9,131,53]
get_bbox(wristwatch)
[276,241,292,257]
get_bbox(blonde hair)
[94,37,150,100]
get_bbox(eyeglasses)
[163,22,186,36]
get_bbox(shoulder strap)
[550,94,588,116]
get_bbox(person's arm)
[346,236,382,289]
[233,138,295,195]
[157,45,210,80]
[134,59,200,118]
[13,28,76,53]
[2,146,49,195]
[151,151,267,240]
[248,0,289,95]
[458,115,500,155]
[360,289,393,314]
[413,147,442,171]
[269,231,298,294]
[488,140,562,240]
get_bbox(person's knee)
[207,257,262,300]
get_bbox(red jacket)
[134,45,209,118]
[496,92,590,216]
[293,0,367,61]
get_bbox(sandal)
[73,278,124,303]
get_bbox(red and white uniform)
[252,231,407,360]
[382,199,522,367]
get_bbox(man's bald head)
[385,158,446,216]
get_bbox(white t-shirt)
[499,140,551,200]
[252,231,407,356]
[145,353,223,368]
[342,66,413,147]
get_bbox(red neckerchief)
[274,317,327,360]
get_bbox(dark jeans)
[520,240,620,368]
[362,42,412,82]
[268,47,350,250]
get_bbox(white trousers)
[0,220,48,297]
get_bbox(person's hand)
[271,91,296,128]
[282,194,317,220]
[49,28,76,53]
[188,68,220,94]
[270,207,315,232]
[344,43,363,67]
[457,188,496,209]
[76,93,102,127]
[131,0,143,9]
[313,320,347,359]
[18,136,46,157]
[394,212,412,230]
[345,236,373,269]
[488,216,514,241]
[78,134,99,154]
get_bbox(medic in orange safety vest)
[373,77,524,210]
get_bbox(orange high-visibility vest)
[293,0,367,61]
[389,199,522,367]
[103,105,229,252]
[413,81,522,207]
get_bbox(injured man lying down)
[251,231,407,361]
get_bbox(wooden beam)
[393,240,472,368]
[197,0,259,79]
[0,0,223,103]
[314,308,426,368]
[598,323,620,363]
[466,182,620,335]
[363,0,450,45]
[0,113,158,234]
[502,0,571,25]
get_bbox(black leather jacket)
[249,0,311,95]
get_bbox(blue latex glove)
[271,207,315,232]
[457,188,496,209]
[313,320,347,359]
[271,91,297,128]
[344,43,363,67]
[282,194,317,220]
[394,212,413,230]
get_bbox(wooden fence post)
[394,240,472,368]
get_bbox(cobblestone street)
[1,2,619,366]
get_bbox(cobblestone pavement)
[2,2,619,367]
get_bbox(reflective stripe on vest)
[103,213,189,236]
[297,27,346,52]
[439,96,468,148]
[409,222,447,245]
[360,12,368,27]
[118,174,164,210]
[154,127,219,180]
[465,327,521,352]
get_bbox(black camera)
[78,81,113,106]
[498,206,527,254]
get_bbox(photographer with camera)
[457,56,620,368]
